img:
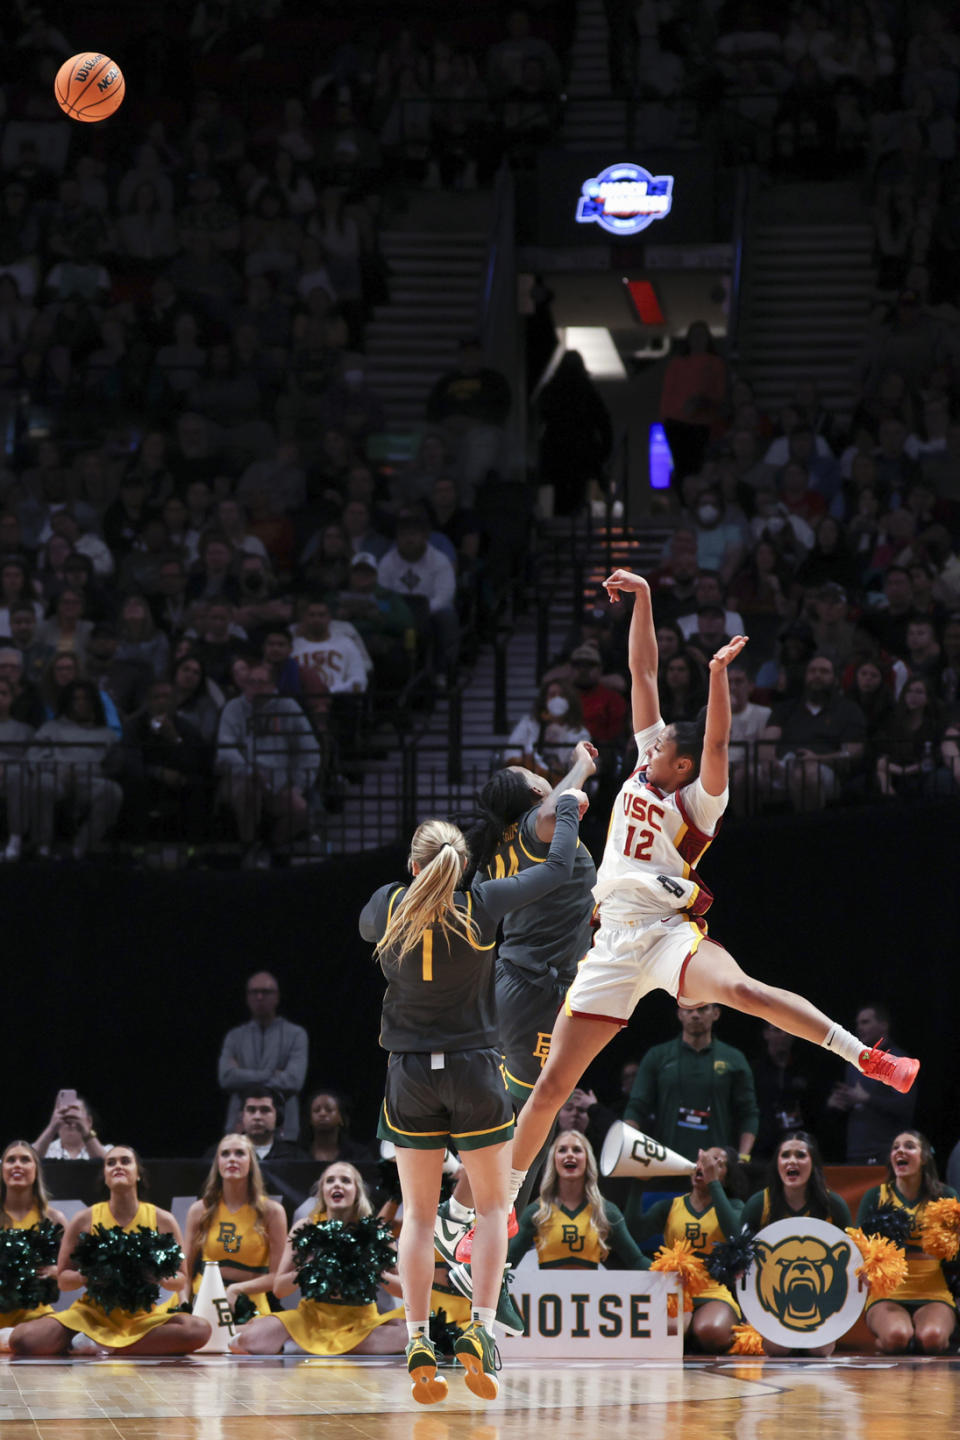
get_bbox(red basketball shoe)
[454,1207,518,1264]
[859,1043,920,1095]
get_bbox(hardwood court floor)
[1,1354,959,1440]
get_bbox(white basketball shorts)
[563,911,708,1027]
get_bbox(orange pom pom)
[921,1198,960,1261]
[730,1323,765,1355]
[846,1226,909,1300]
[651,1239,711,1307]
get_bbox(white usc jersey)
[593,720,727,923]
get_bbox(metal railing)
[2,735,954,864]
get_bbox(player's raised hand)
[602,569,649,603]
[708,635,749,672]
[572,740,599,775]
[566,787,590,819]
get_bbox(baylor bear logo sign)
[755,1234,850,1331]
[739,1218,866,1349]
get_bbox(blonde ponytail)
[375,820,479,961]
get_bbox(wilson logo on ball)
[55,52,125,124]
[74,55,104,82]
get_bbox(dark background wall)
[5,797,958,1164]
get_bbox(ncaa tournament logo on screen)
[576,162,674,236]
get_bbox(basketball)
[54,52,125,124]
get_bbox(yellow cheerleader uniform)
[507,1199,650,1270]
[741,1187,852,1233]
[56,1201,181,1347]
[860,1182,958,1312]
[193,1200,272,1317]
[0,1208,57,1327]
[645,1194,741,1315]
[276,1209,404,1355]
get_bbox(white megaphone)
[600,1121,696,1179]
[193,1261,238,1353]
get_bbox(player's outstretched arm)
[536,741,598,839]
[700,635,749,796]
[603,569,659,733]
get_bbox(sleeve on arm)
[707,1181,744,1239]
[428,553,456,612]
[828,1192,852,1229]
[856,1186,882,1225]
[221,1064,276,1088]
[633,719,665,760]
[218,1029,278,1090]
[680,777,729,836]
[271,1024,309,1093]
[623,1050,659,1131]
[604,1204,652,1270]
[469,795,580,924]
[506,1204,538,1267]
[359,884,400,943]
[217,1028,241,1089]
[740,1192,764,1232]
[215,704,247,769]
[344,641,369,692]
[626,1194,672,1241]
[731,1057,760,1140]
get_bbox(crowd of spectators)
[0,0,957,862]
[516,3,960,816]
[600,0,956,186]
[526,471,960,813]
[0,2,580,863]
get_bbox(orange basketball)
[54,52,125,124]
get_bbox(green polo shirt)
[624,1035,759,1162]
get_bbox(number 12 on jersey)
[623,825,654,862]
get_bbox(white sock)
[447,1196,473,1223]
[508,1168,527,1205]
[823,1023,866,1068]
[0,1326,12,1351]
[406,1320,429,1341]
[472,1306,496,1337]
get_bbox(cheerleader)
[741,1131,850,1356]
[9,1145,210,1356]
[183,1134,287,1318]
[631,1146,746,1353]
[233,1161,405,1355]
[360,790,586,1404]
[507,1130,649,1271]
[858,1130,958,1354]
[0,1140,68,1348]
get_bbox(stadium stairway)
[737,213,875,422]
[319,513,671,855]
[559,0,631,154]
[364,229,488,429]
